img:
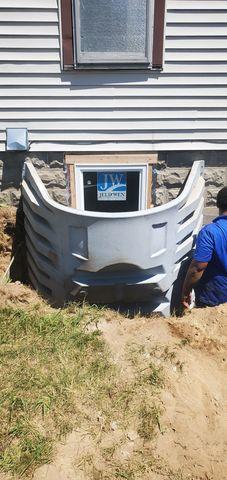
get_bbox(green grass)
[0,304,113,477]
[138,403,162,440]
[0,303,173,479]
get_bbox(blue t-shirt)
[193,215,227,306]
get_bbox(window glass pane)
[83,171,140,212]
[79,0,147,56]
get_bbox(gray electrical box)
[6,128,28,151]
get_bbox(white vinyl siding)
[0,0,227,151]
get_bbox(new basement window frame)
[65,153,158,209]
[75,164,148,211]
[60,0,166,70]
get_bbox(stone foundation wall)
[31,153,67,205]
[0,151,226,210]
[154,151,227,208]
[0,152,67,206]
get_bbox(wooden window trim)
[65,153,158,165]
[61,0,165,70]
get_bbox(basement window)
[65,154,157,212]
[76,165,147,212]
[61,0,166,69]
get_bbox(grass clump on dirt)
[0,304,113,477]
[138,403,162,440]
[0,303,167,479]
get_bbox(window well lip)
[22,160,204,220]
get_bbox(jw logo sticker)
[97,172,127,201]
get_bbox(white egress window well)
[73,0,155,66]
[22,160,205,316]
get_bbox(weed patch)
[138,403,162,440]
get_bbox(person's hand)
[181,292,192,309]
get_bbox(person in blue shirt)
[182,187,227,309]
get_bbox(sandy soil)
[0,206,16,280]
[0,205,50,311]
[30,307,227,480]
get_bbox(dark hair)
[217,187,227,211]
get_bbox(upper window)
[74,0,152,65]
[61,0,166,69]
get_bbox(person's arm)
[181,225,214,309]
[181,259,208,308]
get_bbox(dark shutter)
[152,0,166,69]
[61,0,74,69]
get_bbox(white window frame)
[75,164,148,211]
[73,0,155,66]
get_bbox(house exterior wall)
[0,0,227,152]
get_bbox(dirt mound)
[168,304,227,356]
[0,205,50,315]
[100,311,226,480]
[0,205,16,277]
[0,282,45,309]
[30,308,227,480]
